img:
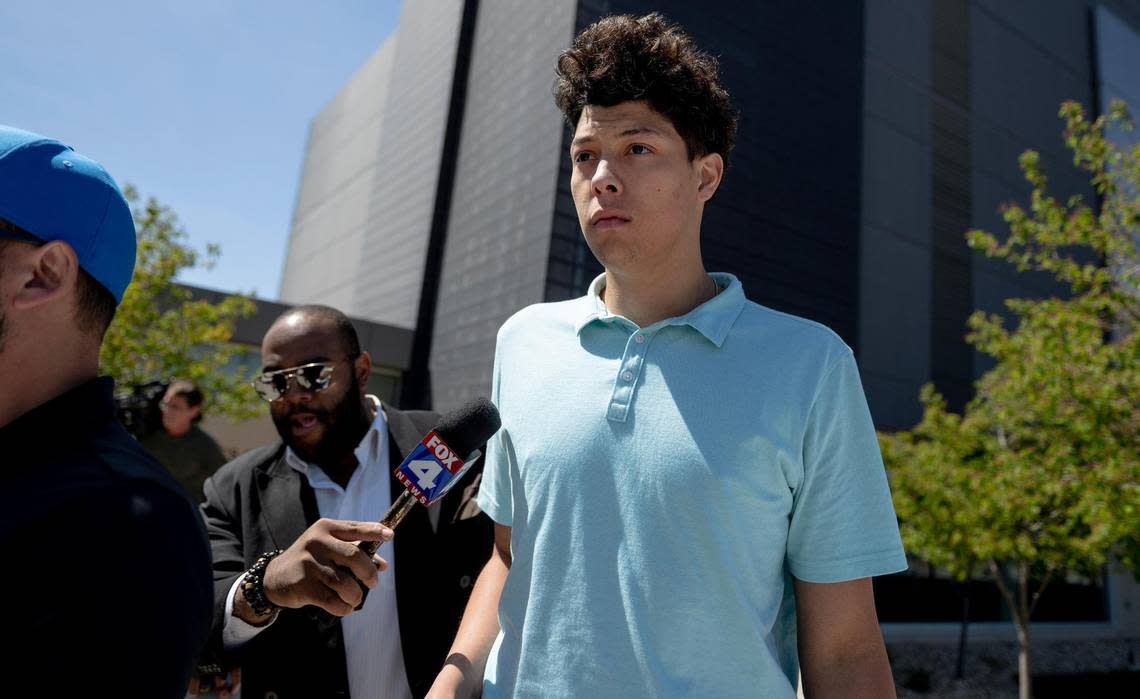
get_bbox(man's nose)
[281,378,313,403]
[592,159,621,195]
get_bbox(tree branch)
[1018,561,1030,626]
[988,559,1024,628]
[1028,566,1056,619]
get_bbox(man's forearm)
[800,643,896,699]
[429,551,510,698]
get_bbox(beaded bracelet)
[242,549,284,618]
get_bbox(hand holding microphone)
[235,398,501,622]
[262,518,394,616]
[349,397,501,610]
[232,518,394,624]
[363,396,502,551]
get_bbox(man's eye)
[629,144,650,155]
[573,151,594,163]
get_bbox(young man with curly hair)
[429,14,906,698]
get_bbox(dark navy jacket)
[0,377,213,698]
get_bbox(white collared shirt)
[223,396,412,699]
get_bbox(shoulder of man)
[136,425,170,448]
[385,404,441,437]
[71,423,213,631]
[207,441,286,489]
[189,423,228,460]
[498,297,585,338]
[188,423,220,444]
[90,419,194,497]
[732,297,854,376]
[21,465,213,695]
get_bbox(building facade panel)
[351,0,466,328]
[279,40,395,306]
[428,0,578,410]
[968,0,1096,383]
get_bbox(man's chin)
[275,423,326,460]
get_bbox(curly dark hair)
[554,13,737,167]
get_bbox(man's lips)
[590,210,631,229]
[290,413,321,435]
[593,216,629,229]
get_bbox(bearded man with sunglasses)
[196,304,493,699]
[0,125,212,697]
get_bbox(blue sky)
[1,0,400,300]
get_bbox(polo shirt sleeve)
[476,336,513,526]
[786,349,908,583]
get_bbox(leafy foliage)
[880,101,1140,697]
[100,186,259,420]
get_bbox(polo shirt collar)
[574,272,746,347]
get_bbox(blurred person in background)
[142,379,227,502]
[0,124,212,697]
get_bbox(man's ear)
[695,152,725,203]
[355,351,373,389]
[11,241,80,311]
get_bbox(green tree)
[100,186,259,421]
[880,100,1140,699]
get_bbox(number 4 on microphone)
[407,459,444,489]
[394,431,477,505]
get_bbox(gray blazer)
[197,404,493,699]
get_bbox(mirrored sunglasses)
[251,360,343,402]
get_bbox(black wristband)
[242,549,284,618]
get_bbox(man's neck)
[321,454,360,490]
[0,344,99,428]
[316,397,378,490]
[601,263,715,328]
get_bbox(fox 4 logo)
[395,432,474,505]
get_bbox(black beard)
[274,380,372,469]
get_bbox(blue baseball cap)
[0,125,136,303]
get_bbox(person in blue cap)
[0,125,212,697]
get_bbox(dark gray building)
[281,0,1140,424]
[279,0,1140,647]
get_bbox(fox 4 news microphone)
[352,397,501,605]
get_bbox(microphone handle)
[358,489,419,556]
[350,489,419,610]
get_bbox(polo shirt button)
[634,334,645,343]
[621,370,634,382]
[460,575,472,589]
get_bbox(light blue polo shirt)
[477,273,907,698]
